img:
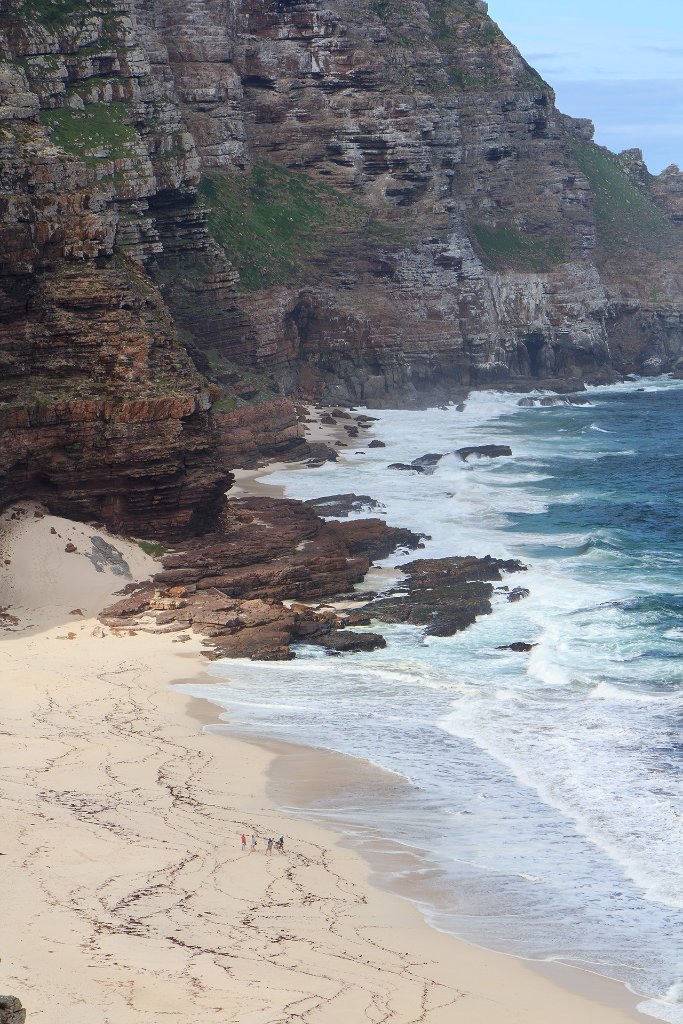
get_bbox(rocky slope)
[1,0,682,529]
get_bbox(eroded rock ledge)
[101,495,527,659]
[101,496,422,659]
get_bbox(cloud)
[525,52,574,76]
[526,51,566,61]
[639,46,683,56]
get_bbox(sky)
[486,0,683,174]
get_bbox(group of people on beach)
[241,833,285,855]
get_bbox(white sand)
[0,503,645,1022]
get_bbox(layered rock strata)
[185,0,683,399]
[0,2,237,534]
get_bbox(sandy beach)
[0,502,647,1022]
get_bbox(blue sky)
[486,0,683,173]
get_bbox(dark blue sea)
[180,378,683,1021]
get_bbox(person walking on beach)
[241,833,247,852]
[250,835,257,854]
[275,836,284,853]
[266,838,273,856]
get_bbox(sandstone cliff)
[0,0,298,534]
[1,0,682,529]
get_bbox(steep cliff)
[199,0,681,398]
[0,0,295,535]
[1,0,682,529]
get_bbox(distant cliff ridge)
[1,0,682,531]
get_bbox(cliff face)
[0,0,228,535]
[1,0,682,529]
[0,0,293,535]
[139,0,683,399]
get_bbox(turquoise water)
[179,378,683,1021]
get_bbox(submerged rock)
[313,630,387,654]
[410,453,445,470]
[389,446,513,477]
[497,641,538,653]
[518,394,592,408]
[455,445,513,461]
[388,462,427,474]
[304,494,385,517]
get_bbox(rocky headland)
[99,486,527,659]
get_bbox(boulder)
[0,997,26,1024]
[304,442,338,462]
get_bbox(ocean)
[178,376,683,1021]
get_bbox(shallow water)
[178,377,683,1022]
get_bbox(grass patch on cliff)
[20,0,117,29]
[571,140,680,257]
[203,350,279,407]
[423,0,545,91]
[470,222,565,272]
[138,540,167,559]
[40,102,138,165]
[199,163,405,291]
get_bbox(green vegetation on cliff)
[138,540,167,558]
[20,0,118,29]
[470,222,565,272]
[199,162,403,291]
[571,140,680,257]
[203,350,279,409]
[40,102,138,165]
[422,0,544,90]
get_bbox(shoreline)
[182,680,648,1023]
